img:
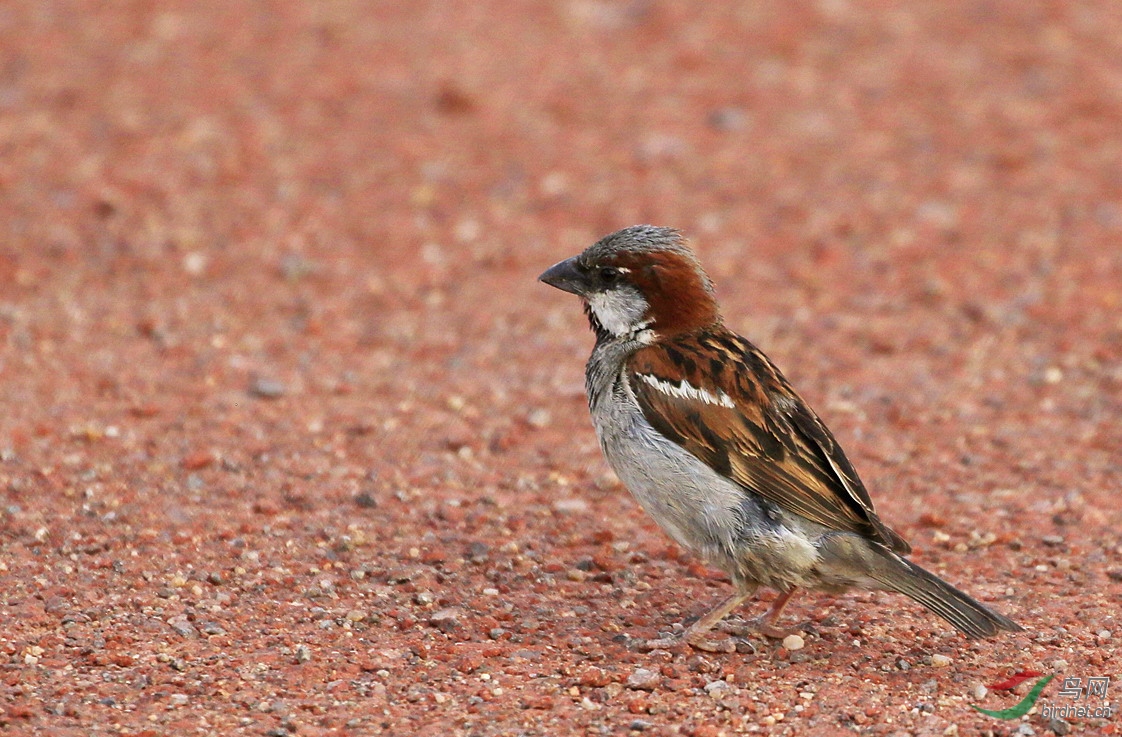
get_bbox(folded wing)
[628,332,911,554]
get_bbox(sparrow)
[539,225,1021,652]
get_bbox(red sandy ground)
[1,2,1120,736]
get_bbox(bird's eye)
[599,267,621,283]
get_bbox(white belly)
[591,392,821,590]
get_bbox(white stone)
[782,634,805,651]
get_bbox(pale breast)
[585,352,822,589]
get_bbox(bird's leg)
[753,588,800,639]
[641,589,755,653]
[715,588,801,639]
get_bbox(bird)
[539,225,1021,652]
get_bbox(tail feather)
[817,533,1022,638]
[874,556,1022,639]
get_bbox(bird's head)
[538,225,720,341]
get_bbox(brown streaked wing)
[628,332,910,553]
[775,390,911,553]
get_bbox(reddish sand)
[1,2,1119,735]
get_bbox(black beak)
[538,256,587,296]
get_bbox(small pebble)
[168,618,198,638]
[294,644,311,663]
[931,654,952,667]
[626,668,661,691]
[248,377,286,399]
[1049,717,1071,735]
[708,106,750,131]
[429,608,462,633]
[552,497,589,513]
[782,634,805,651]
[526,408,551,428]
[353,492,378,508]
[704,680,735,697]
[466,541,490,562]
[182,252,207,276]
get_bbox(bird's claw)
[717,616,798,640]
[636,632,752,654]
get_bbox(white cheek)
[586,289,649,337]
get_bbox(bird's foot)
[752,618,798,640]
[635,590,766,654]
[635,635,675,652]
[716,617,798,640]
[637,628,750,654]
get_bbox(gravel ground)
[1,2,1120,736]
